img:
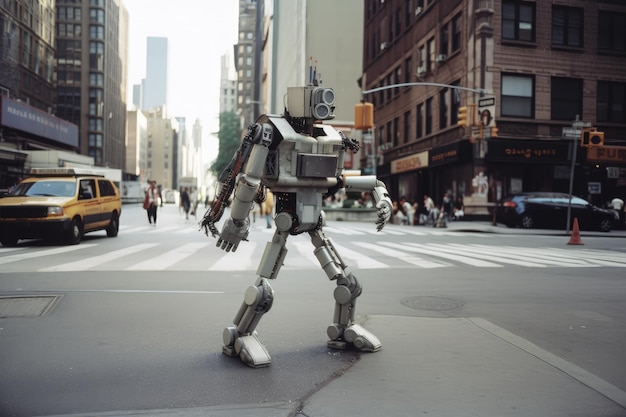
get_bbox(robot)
[201,84,393,368]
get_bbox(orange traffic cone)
[568,218,583,245]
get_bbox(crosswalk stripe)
[436,244,548,267]
[0,244,97,265]
[468,244,591,267]
[329,241,390,269]
[208,242,257,271]
[126,242,210,270]
[38,243,159,272]
[354,242,447,268]
[387,242,502,267]
[322,226,366,235]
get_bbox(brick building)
[362,0,626,212]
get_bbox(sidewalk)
[298,315,626,417]
[433,218,626,238]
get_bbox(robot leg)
[309,229,382,352]
[222,224,290,367]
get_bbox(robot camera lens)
[313,103,331,120]
[322,89,335,105]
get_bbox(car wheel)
[106,212,119,237]
[1,236,18,247]
[66,217,83,245]
[520,214,534,229]
[599,218,612,232]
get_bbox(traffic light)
[457,106,468,127]
[490,126,499,137]
[581,128,605,148]
[354,102,374,129]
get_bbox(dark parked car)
[496,192,617,232]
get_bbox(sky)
[123,0,239,139]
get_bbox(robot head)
[286,86,335,121]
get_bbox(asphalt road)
[1,204,625,416]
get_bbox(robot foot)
[327,323,382,352]
[223,327,271,368]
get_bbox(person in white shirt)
[610,197,624,229]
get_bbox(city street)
[1,204,625,417]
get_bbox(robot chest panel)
[264,148,338,181]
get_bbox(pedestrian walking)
[260,189,274,228]
[180,186,191,220]
[145,180,160,226]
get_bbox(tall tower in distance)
[143,37,168,111]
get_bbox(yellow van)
[0,168,121,246]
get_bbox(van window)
[79,179,96,200]
[98,179,117,197]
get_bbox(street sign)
[562,127,582,139]
[572,120,592,129]
[477,96,496,128]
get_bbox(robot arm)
[344,176,392,231]
[204,123,273,252]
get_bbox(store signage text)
[587,146,626,163]
[391,151,429,174]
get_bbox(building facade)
[236,0,258,128]
[142,36,168,111]
[55,0,128,169]
[363,0,626,211]
[0,0,80,191]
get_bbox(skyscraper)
[56,0,129,168]
[143,37,168,110]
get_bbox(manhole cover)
[0,295,62,318]
[401,296,464,311]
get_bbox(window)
[89,8,104,24]
[450,80,461,125]
[452,14,462,52]
[98,179,116,197]
[89,25,104,40]
[427,37,435,72]
[418,45,426,69]
[552,6,583,48]
[551,77,582,121]
[597,81,626,123]
[425,97,433,134]
[502,74,534,118]
[439,89,448,129]
[416,104,423,139]
[393,117,399,146]
[404,111,411,143]
[404,57,412,83]
[598,11,626,52]
[395,66,402,95]
[440,24,449,56]
[502,0,535,42]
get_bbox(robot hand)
[217,218,250,252]
[375,199,392,231]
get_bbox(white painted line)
[0,244,97,265]
[38,243,159,271]
[208,242,257,271]
[126,242,210,270]
[354,241,447,268]
[395,242,502,267]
